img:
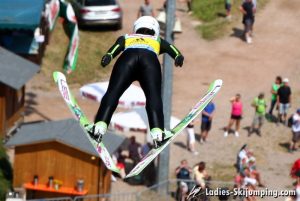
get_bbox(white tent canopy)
[110,108,180,133]
[80,81,146,108]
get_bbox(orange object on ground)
[24,183,88,196]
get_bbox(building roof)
[0,47,39,90]
[0,0,44,31]
[6,119,126,156]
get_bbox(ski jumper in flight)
[90,16,184,147]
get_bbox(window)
[84,0,116,6]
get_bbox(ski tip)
[208,79,223,91]
[53,71,65,83]
[53,71,60,83]
[215,79,223,87]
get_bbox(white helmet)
[133,16,160,37]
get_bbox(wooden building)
[5,119,125,199]
[0,47,39,138]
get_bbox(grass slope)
[192,0,269,40]
[40,21,117,88]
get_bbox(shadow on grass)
[265,113,279,123]
[176,8,187,13]
[220,127,239,136]
[173,141,187,150]
[243,126,262,137]
[195,133,201,142]
[217,12,227,18]
[279,142,290,152]
[24,92,52,121]
[230,27,244,41]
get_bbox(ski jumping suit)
[95,34,183,132]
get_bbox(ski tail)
[53,71,90,126]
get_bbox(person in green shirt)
[225,0,232,19]
[268,76,282,116]
[250,93,267,136]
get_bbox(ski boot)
[150,128,173,148]
[86,121,107,143]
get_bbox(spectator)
[141,142,155,186]
[236,145,265,187]
[234,171,244,188]
[193,161,211,188]
[268,76,282,117]
[290,159,300,179]
[290,160,300,201]
[224,94,243,137]
[140,142,152,157]
[297,183,300,201]
[186,0,193,14]
[234,164,262,200]
[176,159,193,181]
[242,0,257,9]
[114,148,127,179]
[247,151,265,187]
[289,109,300,153]
[200,101,215,143]
[236,144,248,173]
[295,178,300,201]
[240,0,256,44]
[138,0,155,18]
[233,172,245,200]
[250,93,267,136]
[243,167,257,201]
[128,136,141,166]
[224,0,232,19]
[186,120,198,155]
[159,1,183,34]
[175,159,193,201]
[277,78,292,125]
[284,196,295,201]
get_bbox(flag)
[59,0,79,74]
[45,0,60,31]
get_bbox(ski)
[53,71,120,174]
[125,79,223,178]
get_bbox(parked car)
[72,0,122,29]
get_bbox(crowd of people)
[175,75,298,200]
[182,76,297,149]
[175,159,211,201]
[138,0,258,44]
[174,156,300,201]
[112,136,156,186]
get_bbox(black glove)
[101,54,112,67]
[174,55,184,67]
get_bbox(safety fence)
[24,179,235,201]
[137,179,235,201]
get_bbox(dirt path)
[170,0,300,192]
[24,0,300,198]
